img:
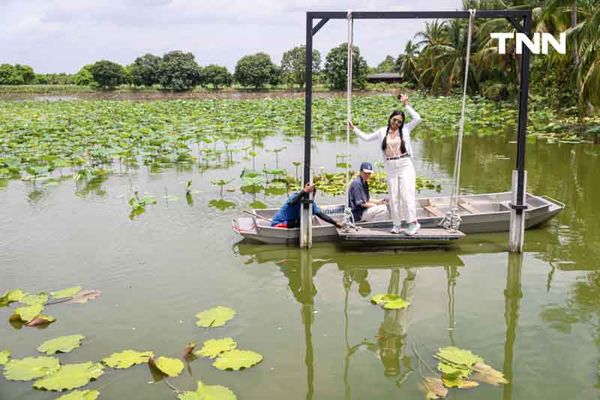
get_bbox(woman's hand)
[398,93,409,105]
[348,120,355,130]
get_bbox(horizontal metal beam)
[307,10,531,20]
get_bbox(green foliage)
[21,293,49,305]
[323,43,369,90]
[0,350,10,366]
[375,55,396,73]
[152,356,184,377]
[129,53,162,87]
[0,64,36,85]
[102,350,154,369]
[0,289,26,306]
[178,381,237,400]
[200,65,233,90]
[158,51,201,91]
[212,349,263,371]
[89,60,127,89]
[12,303,44,322]
[280,45,321,88]
[195,306,236,328]
[50,286,83,300]
[196,338,237,359]
[234,53,279,89]
[37,335,85,355]
[370,293,410,310]
[33,362,104,391]
[3,356,60,381]
[74,65,94,86]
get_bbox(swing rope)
[440,9,476,232]
[341,10,358,231]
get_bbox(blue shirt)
[271,191,321,226]
[348,176,370,221]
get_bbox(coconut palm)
[395,40,420,86]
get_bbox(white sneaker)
[405,222,421,236]
[390,225,402,234]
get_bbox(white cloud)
[0,0,462,73]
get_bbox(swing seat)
[336,227,464,247]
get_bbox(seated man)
[271,182,341,228]
[348,162,390,223]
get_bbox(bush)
[234,53,279,89]
[199,65,232,90]
[323,43,368,90]
[158,51,201,91]
[89,60,126,89]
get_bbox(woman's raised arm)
[403,104,421,131]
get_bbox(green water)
[1,130,599,399]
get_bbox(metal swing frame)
[300,10,533,252]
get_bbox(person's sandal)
[390,225,401,234]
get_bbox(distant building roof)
[367,72,401,79]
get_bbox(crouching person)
[348,162,390,223]
[271,182,342,228]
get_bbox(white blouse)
[353,105,421,159]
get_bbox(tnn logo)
[491,32,566,55]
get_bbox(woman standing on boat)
[348,94,421,235]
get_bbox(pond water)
[1,111,599,399]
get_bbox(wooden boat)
[232,191,564,245]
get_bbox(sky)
[0,0,462,74]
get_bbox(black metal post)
[515,13,532,213]
[304,15,313,187]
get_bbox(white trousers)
[361,204,390,222]
[385,158,418,226]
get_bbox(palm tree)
[394,40,420,86]
[415,20,448,48]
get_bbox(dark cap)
[360,162,373,173]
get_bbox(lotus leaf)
[0,289,26,306]
[370,294,401,305]
[50,286,83,300]
[0,349,10,366]
[3,356,60,381]
[21,293,49,305]
[196,338,237,359]
[26,314,56,327]
[196,306,236,328]
[33,362,104,391]
[55,389,100,400]
[38,335,85,355]
[102,350,154,369]
[436,347,483,369]
[382,298,410,310]
[178,380,237,400]
[213,349,263,371]
[153,356,184,377]
[13,303,44,322]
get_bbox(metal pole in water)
[301,12,314,248]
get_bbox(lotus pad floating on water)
[0,350,10,365]
[0,289,26,306]
[434,346,507,388]
[151,356,184,377]
[12,304,44,322]
[212,349,263,371]
[50,286,83,300]
[370,294,410,310]
[55,389,100,400]
[33,362,104,391]
[195,306,236,328]
[178,380,237,400]
[3,356,60,381]
[195,338,237,359]
[102,350,154,369]
[38,335,85,355]
[21,293,49,305]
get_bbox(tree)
[199,65,233,90]
[14,64,35,84]
[130,53,162,87]
[74,64,94,86]
[323,43,369,90]
[280,45,321,88]
[158,51,201,91]
[375,55,396,73]
[0,64,22,84]
[89,60,126,89]
[395,41,420,86]
[234,53,279,89]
